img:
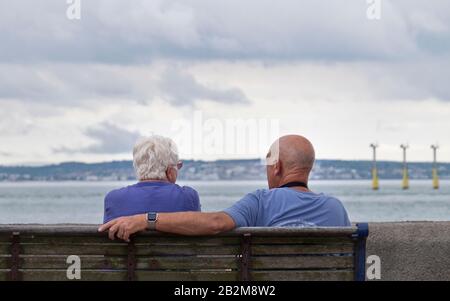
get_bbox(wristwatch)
[147,212,158,230]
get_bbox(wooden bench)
[0,223,368,281]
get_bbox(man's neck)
[278,175,310,192]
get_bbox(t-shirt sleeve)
[222,191,260,227]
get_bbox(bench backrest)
[0,224,368,281]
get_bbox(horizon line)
[2,158,450,168]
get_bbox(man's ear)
[273,160,282,176]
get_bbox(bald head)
[266,135,315,189]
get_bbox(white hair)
[133,135,179,181]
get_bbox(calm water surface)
[0,180,449,223]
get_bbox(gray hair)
[133,135,179,181]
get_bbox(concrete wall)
[365,222,450,281]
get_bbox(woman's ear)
[166,167,177,183]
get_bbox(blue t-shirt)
[223,188,351,227]
[103,181,200,223]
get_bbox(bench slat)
[252,244,354,255]
[0,269,240,281]
[3,235,240,246]
[0,269,126,281]
[6,244,242,256]
[0,255,240,270]
[135,271,239,281]
[0,269,353,281]
[0,255,354,270]
[251,237,354,245]
[252,256,353,270]
[0,244,9,255]
[252,270,354,281]
[0,256,10,269]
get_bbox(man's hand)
[98,214,147,242]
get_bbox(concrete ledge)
[366,221,450,281]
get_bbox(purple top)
[103,181,200,223]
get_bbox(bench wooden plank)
[0,269,353,281]
[252,256,353,270]
[135,245,241,256]
[8,235,240,246]
[19,244,129,256]
[0,237,10,243]
[0,269,126,281]
[133,271,238,281]
[0,269,240,281]
[252,270,354,281]
[0,270,8,281]
[251,237,354,245]
[0,255,240,270]
[14,244,241,256]
[0,244,9,255]
[0,255,354,271]
[136,256,239,270]
[252,244,354,255]
[0,256,11,269]
[0,255,125,270]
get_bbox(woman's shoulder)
[178,185,199,197]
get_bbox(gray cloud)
[0,63,249,105]
[57,123,141,154]
[158,67,249,105]
[361,59,450,101]
[0,0,449,106]
[1,0,449,63]
[0,151,12,157]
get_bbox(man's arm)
[98,211,236,242]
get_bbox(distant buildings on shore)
[0,159,449,182]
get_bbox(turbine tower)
[400,144,409,190]
[431,144,439,189]
[370,143,379,190]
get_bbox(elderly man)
[102,135,200,223]
[99,135,350,241]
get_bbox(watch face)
[147,212,157,222]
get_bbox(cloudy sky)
[1,0,450,164]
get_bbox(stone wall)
[365,222,450,281]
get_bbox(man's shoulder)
[317,194,346,210]
[241,188,272,201]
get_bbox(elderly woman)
[103,135,200,223]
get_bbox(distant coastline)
[1,159,449,182]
